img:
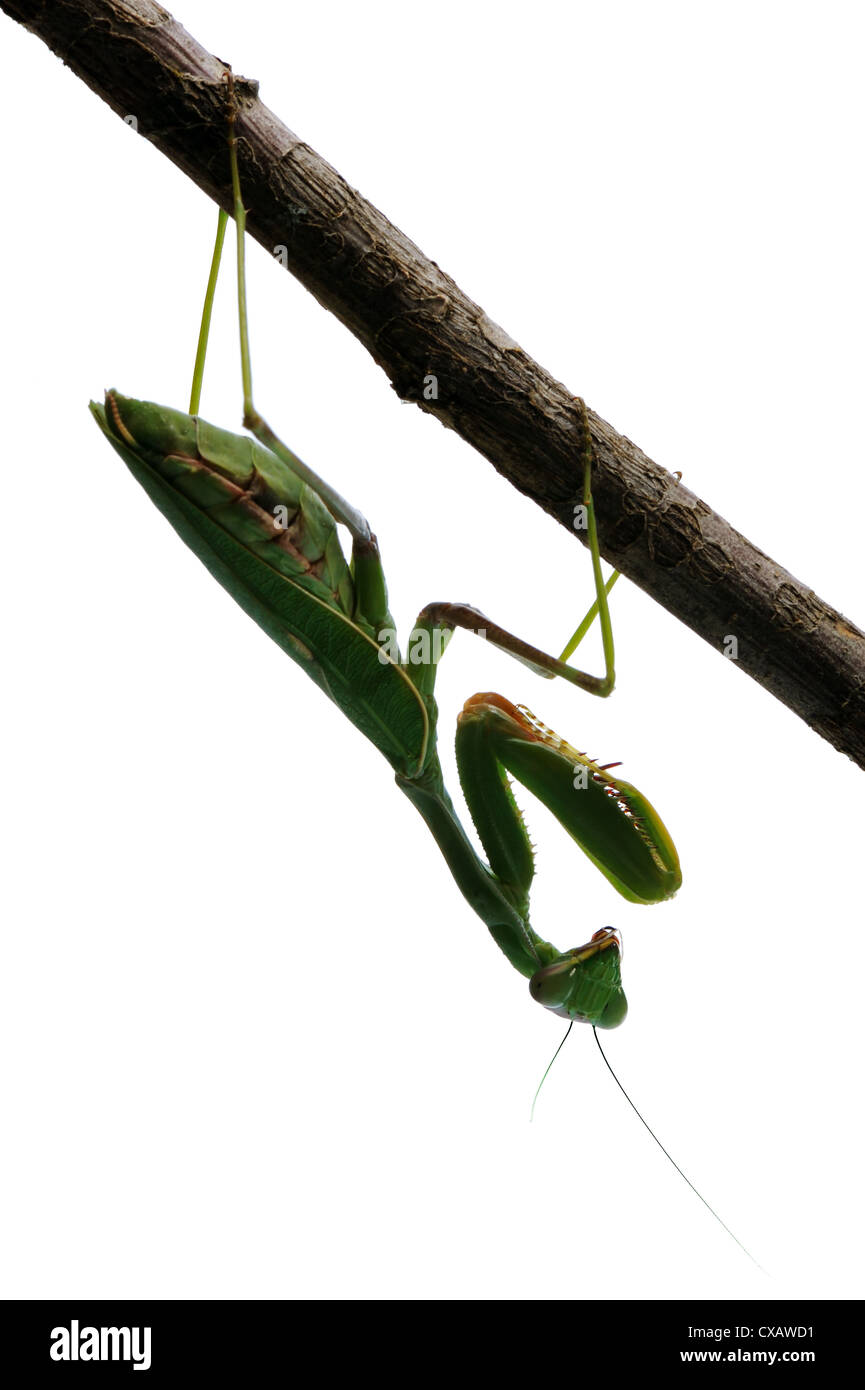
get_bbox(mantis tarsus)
[89,77,760,1262]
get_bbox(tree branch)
[5,0,865,767]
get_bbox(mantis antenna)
[591,1028,764,1271]
[530,1022,574,1122]
[531,1023,762,1268]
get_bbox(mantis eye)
[529,928,627,1029]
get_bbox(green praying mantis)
[89,79,764,1263]
[90,80,682,1036]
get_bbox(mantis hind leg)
[208,73,391,634]
[223,75,376,550]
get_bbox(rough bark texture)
[5,0,865,767]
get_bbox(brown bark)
[4,0,865,766]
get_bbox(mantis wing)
[91,393,429,776]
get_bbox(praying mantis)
[4,1,862,1300]
[91,79,681,1035]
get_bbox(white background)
[1,0,863,1300]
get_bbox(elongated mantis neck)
[394,755,554,980]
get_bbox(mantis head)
[529,927,627,1029]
